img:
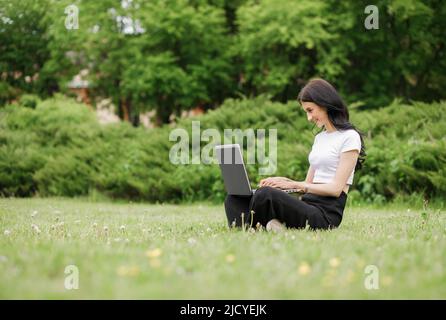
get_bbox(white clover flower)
[31,224,41,234]
[103,226,109,232]
[4,230,11,236]
[31,210,38,218]
[120,225,126,232]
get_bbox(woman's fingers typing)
[259,177,288,187]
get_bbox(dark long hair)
[297,78,366,170]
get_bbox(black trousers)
[224,186,347,230]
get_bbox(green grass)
[0,198,445,299]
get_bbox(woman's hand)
[259,177,290,187]
[259,177,304,190]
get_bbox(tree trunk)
[130,100,140,127]
[155,104,171,126]
[121,97,130,122]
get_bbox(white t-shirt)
[308,129,361,185]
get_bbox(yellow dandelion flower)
[117,266,127,276]
[298,262,311,276]
[116,265,140,277]
[225,254,235,263]
[329,257,340,268]
[145,248,162,258]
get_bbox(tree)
[234,0,446,107]
[124,0,235,124]
[0,0,57,104]
[335,0,446,107]
[234,0,336,102]
[44,0,235,125]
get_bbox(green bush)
[19,94,41,109]
[0,95,445,203]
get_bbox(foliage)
[41,0,235,124]
[235,0,335,100]
[2,0,445,120]
[0,0,59,101]
[1,95,445,203]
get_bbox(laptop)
[215,144,301,196]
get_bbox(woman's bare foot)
[266,219,285,233]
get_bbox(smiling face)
[301,101,330,129]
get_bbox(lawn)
[0,198,445,299]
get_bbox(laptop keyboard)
[252,188,302,194]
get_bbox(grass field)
[0,198,445,299]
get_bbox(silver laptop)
[215,144,300,196]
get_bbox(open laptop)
[215,144,301,196]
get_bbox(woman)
[224,78,366,231]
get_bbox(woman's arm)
[305,165,315,184]
[259,151,359,197]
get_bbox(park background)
[1,0,446,299]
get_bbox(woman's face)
[301,101,329,129]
